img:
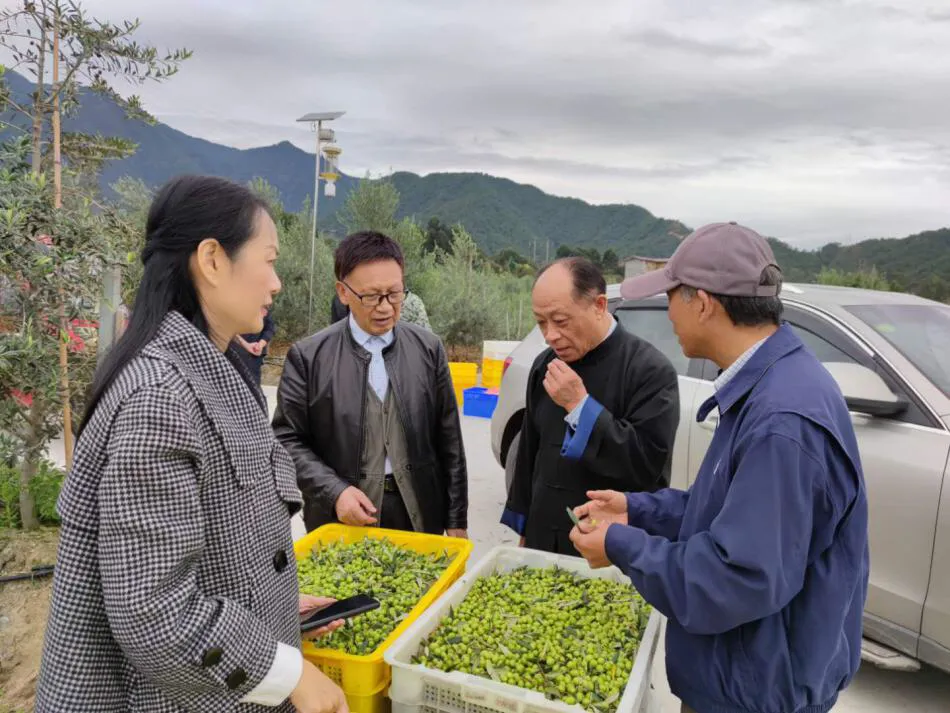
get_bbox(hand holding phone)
[299,596,346,640]
[300,594,380,633]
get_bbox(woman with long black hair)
[36,175,347,713]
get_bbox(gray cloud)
[20,0,950,246]
[618,28,773,57]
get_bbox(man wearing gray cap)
[569,223,869,713]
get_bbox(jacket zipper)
[355,355,369,482]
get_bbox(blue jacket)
[605,324,869,713]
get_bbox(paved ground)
[46,387,950,711]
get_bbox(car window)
[788,324,857,365]
[846,303,950,399]
[614,308,689,375]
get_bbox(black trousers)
[380,488,414,531]
[525,527,580,558]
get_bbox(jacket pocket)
[230,436,274,490]
[272,443,304,517]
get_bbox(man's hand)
[236,335,254,353]
[569,519,612,569]
[290,660,349,713]
[335,486,378,526]
[299,595,346,640]
[575,490,628,527]
[543,359,588,412]
[256,339,268,355]
[446,529,468,539]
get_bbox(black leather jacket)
[272,318,468,533]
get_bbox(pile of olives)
[297,537,452,656]
[413,566,650,713]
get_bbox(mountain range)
[2,70,948,296]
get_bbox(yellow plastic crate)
[294,524,473,708]
[343,678,390,713]
[449,362,478,407]
[448,362,478,381]
[481,358,505,389]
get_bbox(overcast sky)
[25,0,950,246]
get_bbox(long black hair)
[79,175,271,435]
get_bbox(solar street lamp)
[297,111,346,332]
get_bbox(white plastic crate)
[482,341,520,361]
[384,546,662,713]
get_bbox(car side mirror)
[822,362,908,418]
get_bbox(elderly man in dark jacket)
[502,257,680,556]
[274,231,468,537]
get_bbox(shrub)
[0,462,18,528]
[31,459,65,524]
[0,458,64,528]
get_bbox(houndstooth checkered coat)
[36,311,304,712]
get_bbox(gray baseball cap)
[620,221,782,301]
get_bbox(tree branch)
[0,31,40,41]
[0,92,33,118]
[0,118,27,133]
[50,53,91,100]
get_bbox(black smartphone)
[300,594,380,633]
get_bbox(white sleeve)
[240,642,303,706]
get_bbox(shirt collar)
[713,337,768,392]
[348,313,394,348]
[697,323,804,422]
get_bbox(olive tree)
[0,0,189,488]
[0,146,103,528]
[0,0,190,175]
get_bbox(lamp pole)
[308,120,322,334]
[297,111,345,334]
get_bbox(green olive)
[415,566,650,713]
[298,537,452,656]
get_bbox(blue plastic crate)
[463,387,498,418]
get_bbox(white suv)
[489,283,950,675]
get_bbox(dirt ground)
[0,528,59,713]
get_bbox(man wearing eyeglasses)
[273,231,468,538]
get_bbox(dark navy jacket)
[605,324,869,713]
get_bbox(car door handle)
[699,413,719,432]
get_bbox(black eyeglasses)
[342,281,409,308]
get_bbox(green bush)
[817,266,891,291]
[422,227,535,345]
[0,463,19,528]
[271,220,336,342]
[0,459,64,528]
[31,459,65,523]
[246,182,338,343]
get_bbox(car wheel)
[504,431,520,494]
